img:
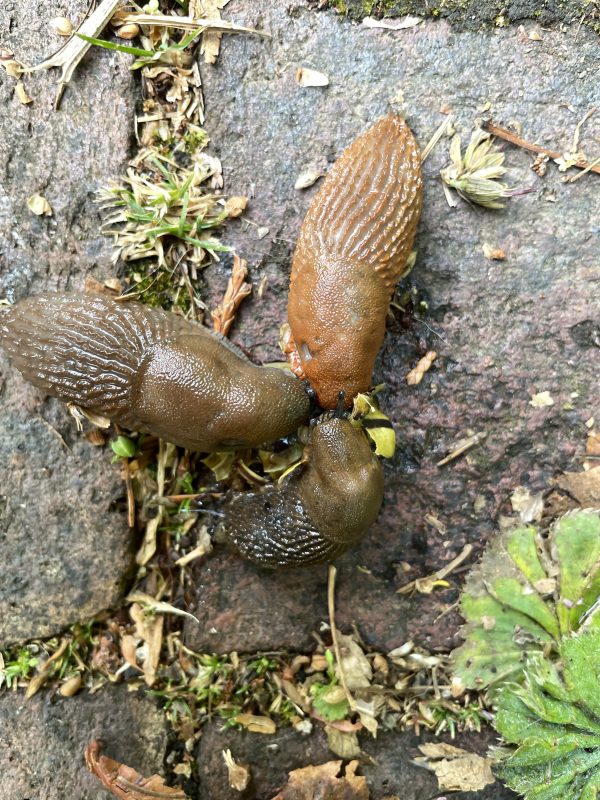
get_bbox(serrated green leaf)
[491,577,560,639]
[553,513,600,634]
[495,630,600,800]
[506,526,547,585]
[452,511,600,691]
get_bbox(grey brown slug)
[218,417,384,567]
[0,293,310,452]
[286,114,423,409]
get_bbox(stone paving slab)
[0,687,168,800]
[0,0,138,646]
[185,0,600,656]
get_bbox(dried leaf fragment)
[482,243,506,260]
[27,194,52,216]
[556,468,600,507]
[415,743,495,792]
[234,713,276,734]
[296,67,329,87]
[50,16,74,36]
[362,15,421,30]
[271,759,368,800]
[294,168,324,190]
[85,740,189,799]
[16,82,33,104]
[224,195,248,218]
[406,351,437,385]
[530,390,554,408]
[510,485,544,523]
[223,749,251,792]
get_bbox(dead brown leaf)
[415,743,495,792]
[406,351,437,385]
[211,254,252,336]
[587,431,600,457]
[85,740,189,799]
[130,603,164,687]
[234,713,277,734]
[270,759,368,800]
[556,468,600,507]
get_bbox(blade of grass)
[76,33,156,58]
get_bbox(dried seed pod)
[50,16,74,36]
[218,418,384,567]
[0,293,310,452]
[286,115,423,409]
[116,23,140,40]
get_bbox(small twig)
[327,565,356,712]
[397,544,473,596]
[481,119,600,176]
[421,116,454,163]
[211,254,252,336]
[25,0,123,108]
[436,432,487,467]
[565,155,600,183]
[124,461,135,528]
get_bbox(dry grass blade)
[25,0,123,107]
[119,12,270,38]
[211,254,252,335]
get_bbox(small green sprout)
[110,435,138,461]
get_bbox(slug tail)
[218,484,349,568]
[0,293,175,424]
[297,114,422,291]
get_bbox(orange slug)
[286,114,423,409]
[0,293,310,452]
[217,417,384,567]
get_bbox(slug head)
[301,416,384,544]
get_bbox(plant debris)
[26,194,52,216]
[481,118,600,178]
[296,66,329,87]
[440,129,513,209]
[362,15,421,30]
[414,743,495,792]
[406,351,437,385]
[436,432,487,467]
[211,254,252,336]
[270,760,368,800]
[85,740,189,799]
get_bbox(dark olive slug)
[0,293,311,452]
[217,417,385,567]
[286,114,423,409]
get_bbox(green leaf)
[452,512,600,691]
[495,630,600,800]
[310,682,350,722]
[110,435,137,459]
[76,33,155,58]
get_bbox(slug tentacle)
[287,114,423,409]
[218,418,384,567]
[0,293,311,452]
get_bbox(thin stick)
[327,565,356,712]
[124,461,135,528]
[421,116,454,163]
[565,155,600,183]
[436,431,487,467]
[481,120,600,176]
